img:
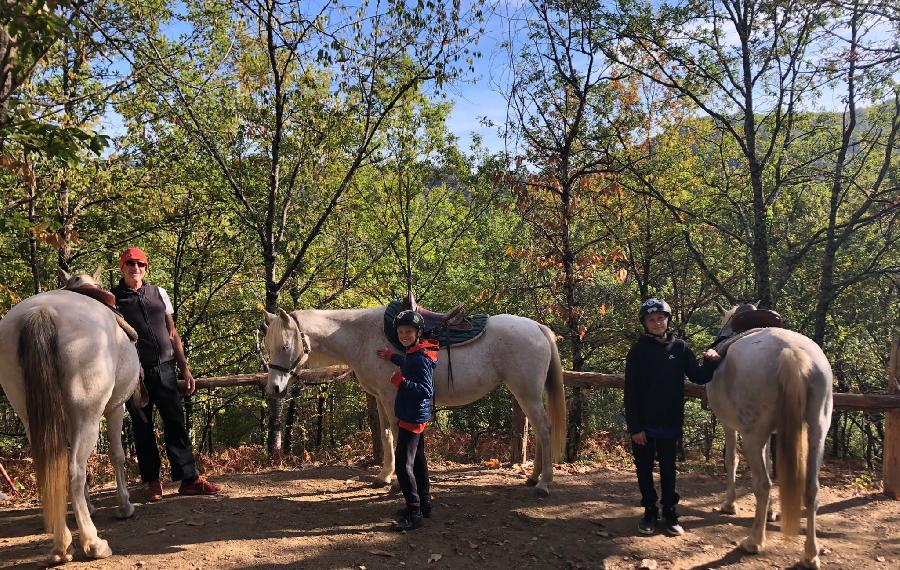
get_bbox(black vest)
[113,281,174,367]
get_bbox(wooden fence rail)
[191,361,900,498]
[191,366,900,412]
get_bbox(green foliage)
[0,0,895,471]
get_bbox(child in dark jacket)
[625,298,720,536]
[376,309,438,531]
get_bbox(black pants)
[395,427,430,513]
[632,436,680,513]
[126,360,198,483]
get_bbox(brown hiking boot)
[146,480,163,502]
[178,476,221,496]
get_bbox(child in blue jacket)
[376,310,438,531]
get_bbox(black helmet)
[639,298,672,322]
[394,309,425,331]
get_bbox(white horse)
[0,270,141,563]
[707,306,833,569]
[262,307,566,495]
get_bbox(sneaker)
[178,476,221,496]
[663,511,684,536]
[391,512,423,532]
[395,505,432,519]
[145,480,163,502]
[638,509,658,535]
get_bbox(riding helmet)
[639,298,672,322]
[394,309,425,331]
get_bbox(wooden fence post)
[511,400,528,465]
[884,336,900,499]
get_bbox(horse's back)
[708,328,832,431]
[0,291,138,416]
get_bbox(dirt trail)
[1,463,897,569]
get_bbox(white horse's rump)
[0,285,141,563]
[707,313,833,569]
[263,307,566,495]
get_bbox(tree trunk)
[283,380,301,455]
[511,399,529,465]
[883,336,900,499]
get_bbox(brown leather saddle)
[401,291,472,333]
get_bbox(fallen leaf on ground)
[146,528,166,535]
[428,553,442,563]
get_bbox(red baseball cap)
[119,247,149,270]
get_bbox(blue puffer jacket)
[389,340,438,424]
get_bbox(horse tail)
[19,308,69,535]
[540,325,566,462]
[775,347,810,536]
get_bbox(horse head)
[262,308,311,397]
[716,301,758,337]
[59,266,104,289]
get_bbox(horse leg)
[69,421,112,559]
[718,426,737,514]
[802,420,827,569]
[107,405,134,519]
[526,437,543,488]
[763,438,777,522]
[739,435,772,555]
[514,396,552,497]
[372,396,395,487]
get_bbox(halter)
[267,314,311,380]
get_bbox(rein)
[267,313,311,380]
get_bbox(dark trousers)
[126,360,197,483]
[632,436,680,513]
[395,427,430,513]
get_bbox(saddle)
[384,294,489,351]
[65,283,149,413]
[66,285,140,343]
[402,291,472,332]
[712,308,783,357]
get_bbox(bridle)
[267,313,311,381]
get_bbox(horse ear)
[753,299,761,309]
[715,302,726,315]
[92,265,103,283]
[278,308,292,325]
[58,269,71,285]
[264,311,277,326]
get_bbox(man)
[114,247,220,500]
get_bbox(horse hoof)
[86,539,112,559]
[49,545,74,565]
[801,555,821,569]
[767,511,778,522]
[117,502,135,519]
[370,478,391,488]
[524,478,539,487]
[715,504,736,515]
[740,538,762,554]
[532,486,550,498]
